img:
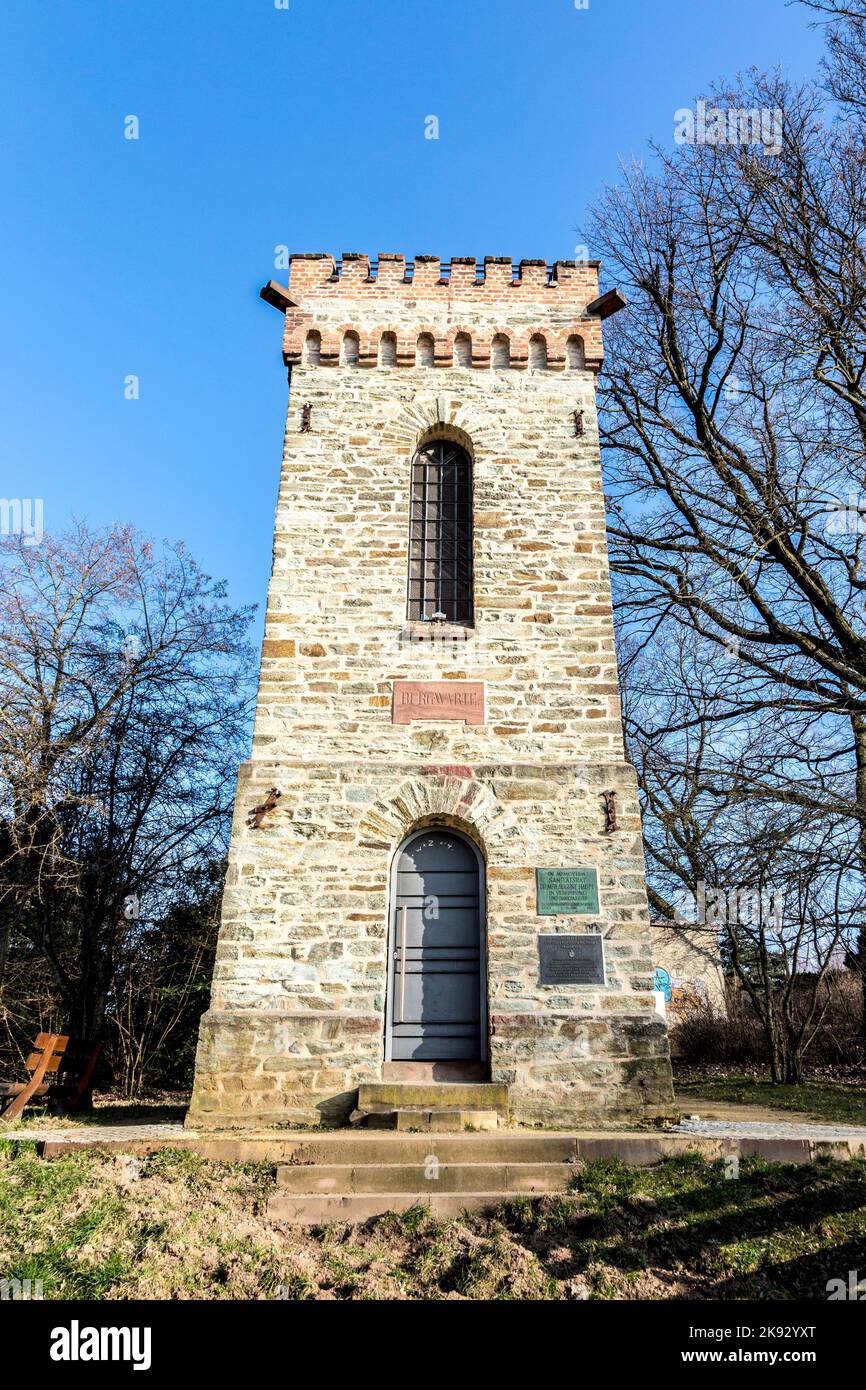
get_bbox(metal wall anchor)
[248,788,281,829]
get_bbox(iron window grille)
[407,441,474,626]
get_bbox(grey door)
[388,831,484,1061]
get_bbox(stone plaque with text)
[392,680,485,725]
[538,934,606,987]
[536,867,600,916]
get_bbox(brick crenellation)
[277,252,607,370]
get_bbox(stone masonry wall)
[187,253,673,1129]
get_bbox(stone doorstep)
[350,1109,500,1132]
[356,1082,509,1114]
[350,1082,510,1133]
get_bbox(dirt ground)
[3,1141,866,1300]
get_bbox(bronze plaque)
[538,934,606,987]
[536,868,600,916]
[392,681,485,725]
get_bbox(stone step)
[354,1109,499,1132]
[356,1082,509,1115]
[268,1191,549,1224]
[40,1128,866,1175]
[276,1161,571,1195]
[275,1133,584,1164]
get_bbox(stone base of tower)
[187,1010,384,1129]
[186,1011,675,1128]
[187,758,674,1131]
[186,1009,672,1131]
[497,1015,674,1128]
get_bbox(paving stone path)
[4,1123,191,1143]
[5,1117,866,1145]
[673,1118,866,1142]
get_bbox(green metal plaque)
[536,868,600,917]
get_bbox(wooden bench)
[0,1033,103,1124]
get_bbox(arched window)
[407,440,473,627]
[303,330,321,366]
[341,330,360,366]
[454,332,472,368]
[566,334,585,370]
[491,333,510,368]
[416,333,435,367]
[529,334,548,370]
[379,331,397,366]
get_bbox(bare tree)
[623,628,862,1081]
[0,523,253,1047]
[584,29,866,1027]
[800,0,866,111]
[111,864,221,1097]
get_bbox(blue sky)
[0,0,823,636]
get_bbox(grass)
[1,1141,865,1300]
[4,1092,189,1131]
[675,1073,866,1127]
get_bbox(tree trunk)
[764,1015,784,1085]
[781,1038,804,1085]
[71,920,109,1043]
[0,917,11,988]
[850,712,866,1040]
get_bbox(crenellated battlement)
[262,252,623,373]
[286,252,601,292]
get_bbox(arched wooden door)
[386,830,486,1062]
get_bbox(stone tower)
[187,252,673,1130]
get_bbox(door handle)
[398,904,407,1024]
